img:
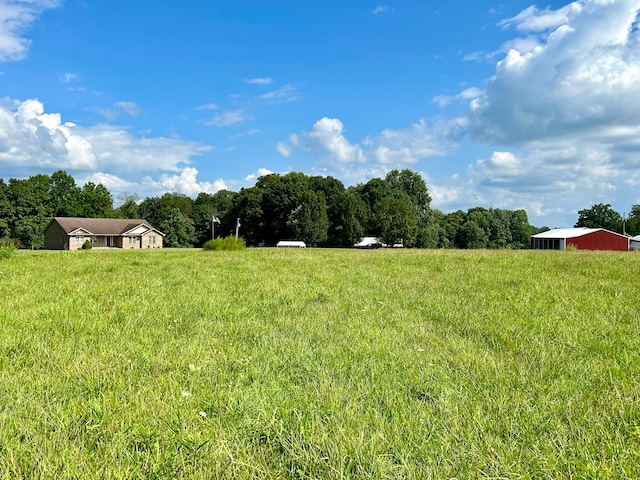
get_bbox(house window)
[91,236,97,244]
[128,236,137,244]
[149,236,156,244]
[75,236,84,245]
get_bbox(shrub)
[82,239,93,250]
[202,236,246,251]
[0,238,17,260]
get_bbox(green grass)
[1,248,639,478]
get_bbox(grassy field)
[0,247,639,479]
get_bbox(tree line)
[138,169,542,249]
[2,169,637,249]
[574,203,640,236]
[0,169,528,249]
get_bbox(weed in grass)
[0,239,16,260]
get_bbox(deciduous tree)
[231,187,264,246]
[625,204,640,236]
[287,191,329,246]
[115,193,140,219]
[192,190,237,245]
[575,203,622,233]
[79,182,113,218]
[160,207,195,248]
[6,175,53,248]
[328,192,368,247]
[0,180,11,239]
[376,193,417,247]
[49,170,81,217]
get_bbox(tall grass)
[0,248,639,478]
[0,238,16,259]
[203,236,246,251]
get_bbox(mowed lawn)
[0,248,639,479]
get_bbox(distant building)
[531,228,629,251]
[44,217,165,250]
[630,235,640,251]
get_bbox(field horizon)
[1,248,639,478]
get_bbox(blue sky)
[1,0,640,228]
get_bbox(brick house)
[43,217,164,250]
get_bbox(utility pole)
[235,218,241,240]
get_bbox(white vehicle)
[276,240,306,248]
[353,237,384,249]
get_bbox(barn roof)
[50,217,163,236]
[531,227,626,239]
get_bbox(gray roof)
[51,217,163,236]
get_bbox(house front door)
[106,236,113,247]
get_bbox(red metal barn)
[531,228,629,251]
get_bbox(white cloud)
[499,4,578,33]
[80,168,228,200]
[196,84,300,131]
[372,6,390,15]
[422,138,638,226]
[244,167,275,182]
[77,167,229,202]
[276,141,292,158]
[80,172,138,191]
[0,98,209,178]
[114,101,141,117]
[433,87,483,108]
[365,119,449,164]
[92,101,142,121]
[312,163,389,186]
[201,109,252,127]
[275,133,300,158]
[75,125,209,174]
[429,183,460,206]
[424,0,640,225]
[485,151,519,169]
[279,117,448,166]
[196,103,218,111]
[256,84,300,103]
[230,128,261,139]
[245,77,273,85]
[466,0,640,146]
[306,117,366,164]
[462,51,486,62]
[277,117,450,183]
[0,98,97,170]
[471,143,627,193]
[59,72,77,84]
[0,0,61,62]
[0,98,238,207]
[145,167,227,196]
[91,107,117,122]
